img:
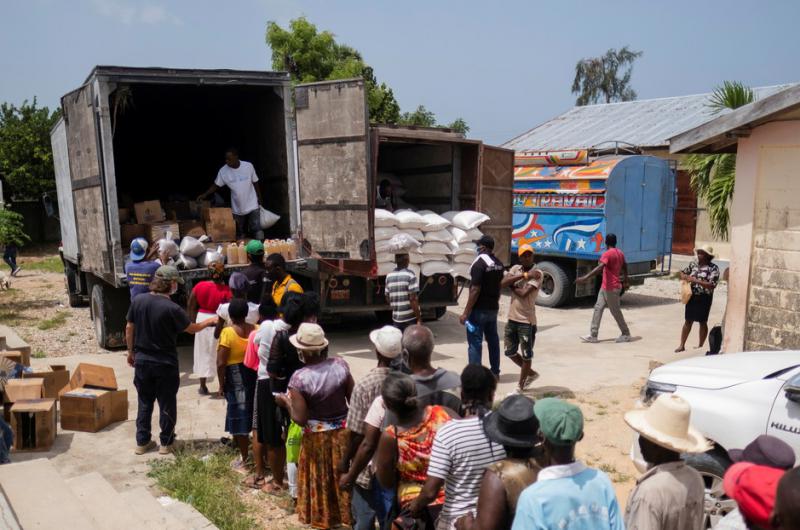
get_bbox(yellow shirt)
[219,325,258,365]
[272,274,304,307]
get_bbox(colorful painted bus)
[512,151,675,307]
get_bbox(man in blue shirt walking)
[513,398,624,530]
[124,238,160,299]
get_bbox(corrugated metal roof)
[503,85,798,152]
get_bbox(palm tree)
[685,81,755,240]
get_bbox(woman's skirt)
[192,311,217,380]
[685,293,713,323]
[297,427,352,529]
[224,363,256,436]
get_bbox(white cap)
[369,326,403,359]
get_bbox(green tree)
[0,99,61,200]
[265,17,465,131]
[447,118,470,134]
[0,208,30,246]
[572,46,643,106]
[686,81,755,240]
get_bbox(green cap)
[155,265,184,284]
[245,240,264,256]
[534,398,583,445]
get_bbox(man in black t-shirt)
[459,235,504,377]
[126,265,218,455]
[242,240,268,304]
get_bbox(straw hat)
[289,323,329,352]
[695,244,715,259]
[624,394,712,454]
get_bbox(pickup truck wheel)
[684,450,735,529]
[535,261,571,308]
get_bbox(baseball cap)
[723,462,783,529]
[473,234,495,249]
[245,240,264,256]
[368,326,403,359]
[130,238,148,262]
[729,435,796,470]
[154,265,184,284]
[518,244,534,256]
[534,398,583,445]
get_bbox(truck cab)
[512,151,675,307]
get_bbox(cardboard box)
[4,378,44,403]
[134,200,165,224]
[110,389,128,423]
[202,207,234,223]
[23,366,70,399]
[146,221,180,244]
[58,363,118,397]
[0,350,25,367]
[119,207,132,224]
[120,223,148,248]
[205,219,236,242]
[61,388,112,432]
[178,220,206,239]
[11,399,56,451]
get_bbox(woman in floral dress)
[676,245,720,352]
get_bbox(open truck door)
[478,145,515,265]
[294,79,372,259]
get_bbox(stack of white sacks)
[374,208,490,279]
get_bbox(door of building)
[672,170,697,255]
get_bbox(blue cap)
[130,238,148,262]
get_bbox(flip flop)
[243,475,266,489]
[261,480,286,495]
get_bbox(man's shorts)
[504,320,536,361]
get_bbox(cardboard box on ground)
[11,399,56,451]
[23,365,70,399]
[59,363,128,433]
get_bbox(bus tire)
[535,261,572,308]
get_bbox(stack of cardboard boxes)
[59,363,128,433]
[119,198,237,249]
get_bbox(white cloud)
[91,0,183,26]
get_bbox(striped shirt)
[427,415,506,520]
[385,267,419,323]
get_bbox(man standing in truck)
[460,235,504,378]
[576,233,631,343]
[197,148,264,240]
[125,238,160,300]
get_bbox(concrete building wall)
[724,120,800,352]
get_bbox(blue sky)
[2,0,798,144]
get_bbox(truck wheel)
[535,261,571,308]
[90,283,129,350]
[65,263,85,307]
[684,450,735,528]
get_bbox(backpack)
[267,328,303,393]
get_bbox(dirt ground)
[2,255,727,527]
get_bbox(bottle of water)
[465,320,477,333]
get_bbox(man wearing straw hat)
[624,394,710,530]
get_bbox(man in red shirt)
[576,233,631,343]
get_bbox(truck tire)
[433,306,447,320]
[90,283,129,350]
[684,450,734,528]
[535,261,572,308]
[65,263,86,308]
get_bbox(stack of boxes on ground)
[120,199,293,270]
[374,209,490,279]
[0,331,128,451]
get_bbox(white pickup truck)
[633,351,800,527]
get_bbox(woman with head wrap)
[187,261,231,395]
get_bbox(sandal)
[243,475,266,489]
[230,458,250,475]
[261,480,286,495]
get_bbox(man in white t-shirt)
[198,147,264,239]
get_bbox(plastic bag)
[423,229,455,243]
[448,226,483,244]
[454,253,475,264]
[394,210,426,230]
[375,226,399,241]
[421,261,452,276]
[375,209,398,227]
[401,229,424,241]
[409,252,425,264]
[454,242,478,255]
[451,210,491,231]
[175,254,198,270]
[680,280,692,304]
[420,212,451,232]
[420,241,452,255]
[452,263,471,279]
[286,421,303,464]
[156,231,179,258]
[376,233,422,253]
[378,261,395,276]
[259,207,280,230]
[179,235,209,258]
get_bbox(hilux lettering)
[771,422,800,435]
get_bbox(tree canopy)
[0,99,61,200]
[572,46,643,106]
[266,17,467,131]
